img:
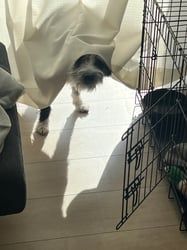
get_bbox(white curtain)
[0,0,143,108]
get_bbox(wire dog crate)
[117,0,187,231]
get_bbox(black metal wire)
[117,0,187,231]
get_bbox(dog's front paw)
[76,105,89,113]
[35,121,49,136]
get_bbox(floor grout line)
[26,182,168,201]
[0,224,178,247]
[24,154,124,166]
[26,188,122,201]
[23,153,125,165]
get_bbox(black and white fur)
[36,54,111,135]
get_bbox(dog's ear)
[94,56,112,76]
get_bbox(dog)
[36,54,111,135]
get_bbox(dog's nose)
[83,74,97,84]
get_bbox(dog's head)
[69,54,111,91]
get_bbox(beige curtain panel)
[0,0,144,108]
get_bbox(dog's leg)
[35,106,51,136]
[71,86,89,113]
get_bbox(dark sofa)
[0,42,26,215]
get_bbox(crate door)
[116,112,166,230]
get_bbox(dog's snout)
[82,72,103,84]
[83,74,96,83]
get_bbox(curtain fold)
[0,0,144,108]
[0,67,24,153]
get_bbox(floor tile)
[25,155,124,199]
[22,126,126,163]
[0,186,180,245]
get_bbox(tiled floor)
[0,78,187,249]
